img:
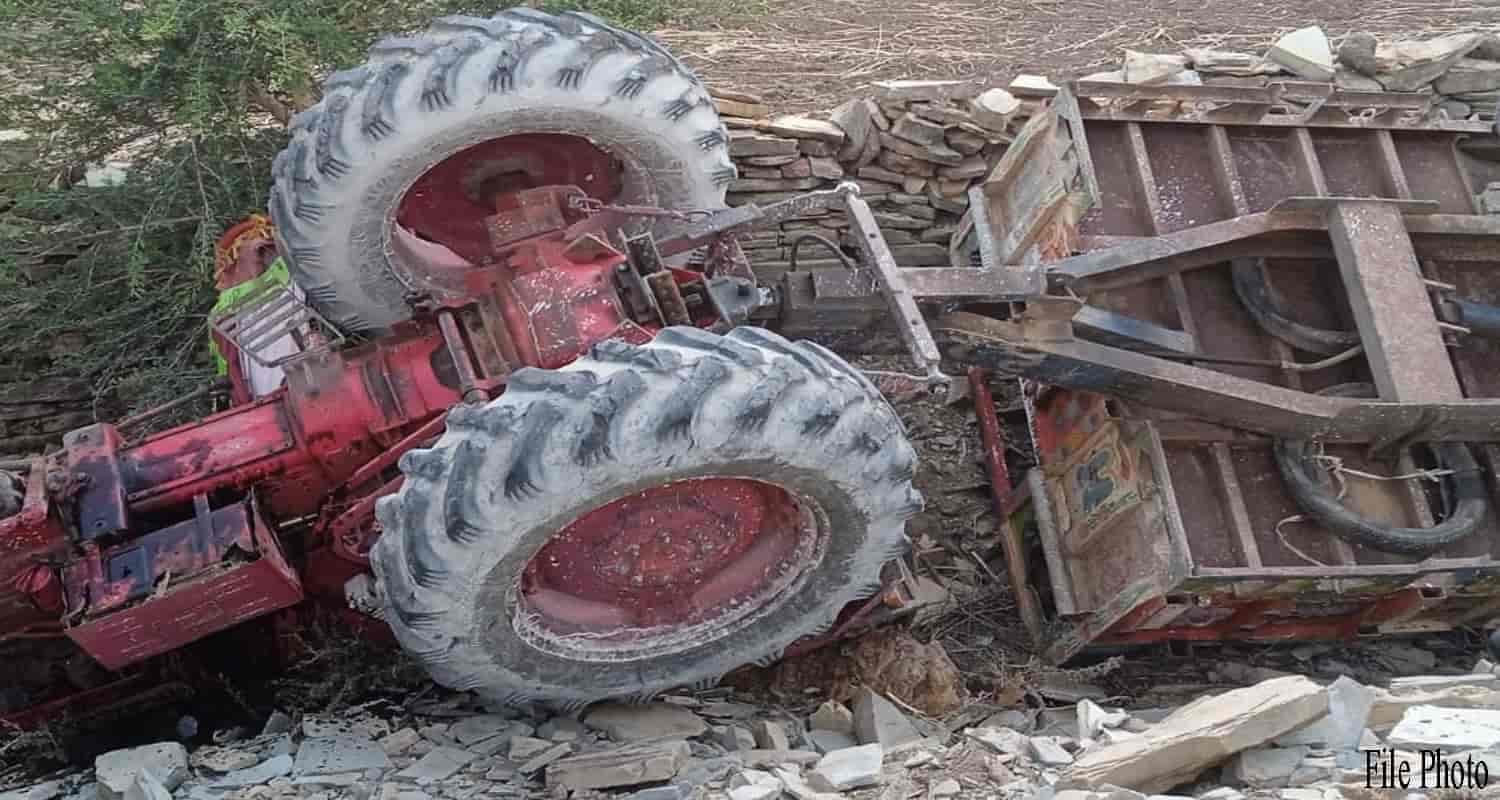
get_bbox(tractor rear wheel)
[369,326,922,708]
[268,9,734,334]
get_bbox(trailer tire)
[369,326,921,709]
[268,9,734,334]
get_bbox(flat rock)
[876,150,936,176]
[192,747,261,773]
[1031,737,1074,766]
[1123,50,1189,84]
[856,165,906,184]
[830,99,876,161]
[209,754,294,788]
[519,742,573,774]
[773,767,843,800]
[1388,704,1500,750]
[710,86,764,104]
[1436,59,1500,96]
[762,116,845,144]
[293,735,391,777]
[871,80,977,102]
[1185,49,1282,77]
[807,729,858,754]
[509,736,555,761]
[808,743,883,791]
[965,726,1030,756]
[450,715,513,745]
[1377,34,1485,92]
[0,781,65,800]
[1367,685,1500,729]
[1229,745,1308,786]
[938,157,987,181]
[121,773,169,800]
[715,97,770,119]
[970,88,1020,132]
[738,750,821,768]
[1078,701,1129,739]
[394,747,472,782]
[1010,74,1059,95]
[878,133,963,166]
[1275,676,1373,750]
[1060,675,1329,794]
[728,784,780,800]
[96,743,190,800]
[536,717,588,743]
[891,114,947,147]
[714,725,757,751]
[1334,68,1385,92]
[751,721,790,751]
[544,741,690,791]
[729,177,819,193]
[584,703,708,742]
[1268,26,1334,81]
[729,132,799,158]
[807,157,842,179]
[379,729,422,756]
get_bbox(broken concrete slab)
[1390,674,1499,691]
[544,741,691,791]
[1267,26,1335,81]
[871,80,978,103]
[808,743,883,791]
[1123,50,1189,84]
[1228,746,1308,787]
[293,735,392,777]
[96,744,190,800]
[1387,704,1500,750]
[1060,676,1329,794]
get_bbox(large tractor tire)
[369,327,923,708]
[268,9,735,334]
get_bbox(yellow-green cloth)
[210,257,291,375]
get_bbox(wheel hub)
[515,477,825,660]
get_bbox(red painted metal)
[398,134,623,265]
[62,500,304,670]
[520,478,813,635]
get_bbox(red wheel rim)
[395,133,626,266]
[513,477,826,661]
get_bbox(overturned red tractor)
[8,7,1500,727]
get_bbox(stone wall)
[710,76,1060,281]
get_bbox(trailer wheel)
[370,326,921,708]
[268,8,733,334]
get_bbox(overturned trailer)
[939,81,1500,662]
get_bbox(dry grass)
[657,0,1500,109]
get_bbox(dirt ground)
[659,0,1498,109]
